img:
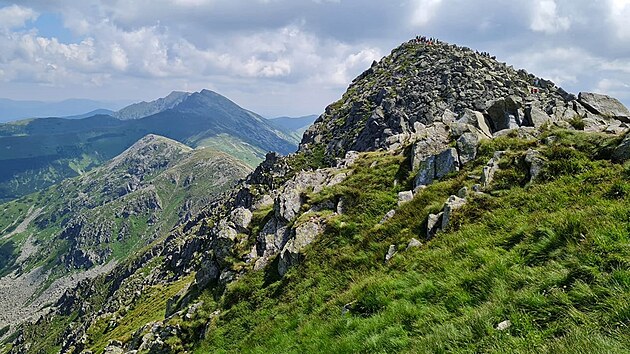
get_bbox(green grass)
[9,130,630,353]
[189,130,630,353]
[195,134,267,168]
[86,275,194,354]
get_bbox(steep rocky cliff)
[4,38,630,354]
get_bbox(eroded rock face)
[278,216,327,276]
[456,132,480,166]
[578,92,630,120]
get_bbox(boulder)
[459,109,492,138]
[457,186,469,198]
[427,212,443,239]
[496,320,512,331]
[612,133,630,162]
[414,155,435,187]
[406,238,422,250]
[524,149,545,182]
[486,97,522,131]
[481,151,504,187]
[435,148,460,179]
[525,106,552,128]
[410,123,451,171]
[385,245,397,262]
[230,207,252,232]
[578,92,630,121]
[441,195,466,229]
[456,132,480,166]
[379,209,396,224]
[398,191,414,206]
[278,217,326,276]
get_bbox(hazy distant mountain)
[267,114,318,142]
[0,98,127,123]
[113,91,191,120]
[0,89,296,202]
[268,115,318,132]
[62,109,115,119]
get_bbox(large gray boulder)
[524,149,545,182]
[410,123,451,171]
[230,207,253,232]
[458,109,492,138]
[278,217,326,276]
[435,148,460,179]
[414,155,435,187]
[525,106,552,128]
[456,132,480,166]
[613,133,630,162]
[486,96,522,131]
[578,92,630,120]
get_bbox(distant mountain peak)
[113,91,192,120]
[107,134,192,174]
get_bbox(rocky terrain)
[0,134,251,335]
[3,38,630,353]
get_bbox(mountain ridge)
[0,90,297,203]
[4,38,630,353]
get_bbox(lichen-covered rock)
[230,207,253,232]
[481,151,505,187]
[278,217,327,276]
[441,195,467,229]
[612,133,630,162]
[406,238,422,250]
[385,245,397,262]
[427,212,443,239]
[380,209,396,224]
[524,149,545,182]
[435,148,460,179]
[397,191,414,206]
[414,155,436,187]
[525,105,552,128]
[410,123,451,171]
[458,109,492,138]
[578,92,630,120]
[456,132,480,166]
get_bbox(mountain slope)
[113,91,191,120]
[5,38,630,353]
[0,134,251,332]
[267,114,318,143]
[0,90,296,202]
[0,98,125,123]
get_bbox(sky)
[0,0,628,117]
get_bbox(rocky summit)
[301,39,628,158]
[3,38,630,354]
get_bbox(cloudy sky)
[0,0,628,117]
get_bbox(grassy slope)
[0,147,250,280]
[191,130,630,353]
[5,130,630,353]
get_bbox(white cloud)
[609,0,630,40]
[0,0,629,114]
[410,0,443,26]
[530,0,570,34]
[0,4,38,31]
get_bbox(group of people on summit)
[412,35,440,45]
